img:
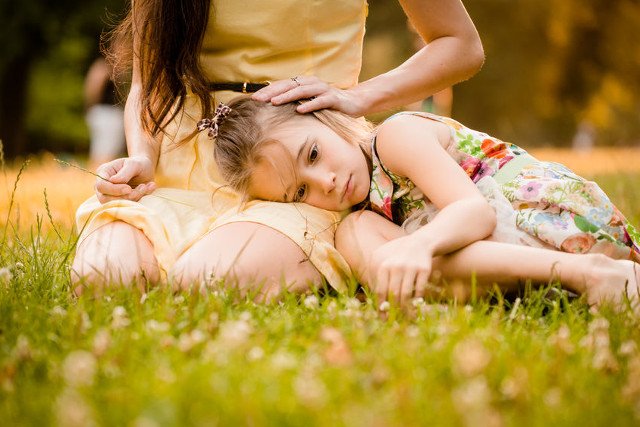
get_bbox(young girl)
[204,97,640,307]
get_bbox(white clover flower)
[217,319,252,347]
[62,350,97,387]
[0,267,12,282]
[178,329,206,353]
[411,297,425,308]
[270,351,298,371]
[378,301,391,312]
[452,338,491,378]
[56,389,95,427]
[111,306,130,329]
[303,295,320,309]
[92,328,111,357]
[294,371,328,408]
[247,346,265,361]
[145,320,170,333]
[619,340,638,357]
[51,305,67,316]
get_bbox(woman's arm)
[93,10,160,203]
[254,0,484,116]
[367,115,496,300]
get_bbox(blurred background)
[1,0,640,161]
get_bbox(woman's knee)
[171,222,321,297]
[71,221,160,292]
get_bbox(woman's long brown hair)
[104,0,213,140]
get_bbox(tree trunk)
[0,54,31,159]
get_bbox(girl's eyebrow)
[296,135,312,164]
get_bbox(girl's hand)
[252,76,366,117]
[95,156,156,203]
[369,234,434,307]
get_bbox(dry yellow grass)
[1,148,639,233]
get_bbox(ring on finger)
[291,76,301,87]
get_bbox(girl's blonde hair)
[213,97,374,200]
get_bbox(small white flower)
[111,306,130,329]
[145,320,170,333]
[378,301,391,312]
[411,297,425,308]
[247,346,265,361]
[92,329,111,357]
[303,295,319,309]
[51,306,67,316]
[0,267,12,282]
[217,319,252,347]
[62,350,97,387]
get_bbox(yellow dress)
[75,0,369,292]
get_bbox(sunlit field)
[1,149,640,426]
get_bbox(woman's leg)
[71,221,160,294]
[336,211,640,306]
[170,222,322,301]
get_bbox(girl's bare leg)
[337,211,639,306]
[71,221,161,295]
[170,222,322,301]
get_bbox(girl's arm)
[254,0,484,116]
[94,9,160,204]
[369,115,496,302]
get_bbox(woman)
[72,0,484,298]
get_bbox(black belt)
[208,82,270,93]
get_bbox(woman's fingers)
[252,76,311,102]
[96,182,156,204]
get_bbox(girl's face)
[248,115,371,211]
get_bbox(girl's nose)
[320,172,336,194]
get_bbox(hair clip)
[197,103,232,139]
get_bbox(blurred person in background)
[84,55,125,167]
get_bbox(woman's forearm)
[124,84,160,166]
[351,0,484,115]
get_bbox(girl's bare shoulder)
[375,113,451,151]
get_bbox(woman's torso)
[156,0,369,191]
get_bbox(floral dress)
[368,112,640,261]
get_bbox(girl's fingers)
[387,269,403,305]
[399,270,417,307]
[375,267,390,306]
[413,271,430,300]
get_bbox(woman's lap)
[74,193,353,293]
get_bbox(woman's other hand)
[95,156,156,203]
[252,76,366,117]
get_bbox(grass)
[1,153,640,426]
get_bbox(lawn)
[1,151,640,426]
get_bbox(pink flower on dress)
[561,233,596,254]
[519,182,542,200]
[382,196,393,220]
[460,157,480,177]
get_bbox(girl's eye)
[309,144,319,163]
[294,184,307,202]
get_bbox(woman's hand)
[95,155,156,203]
[252,76,366,117]
[369,234,435,307]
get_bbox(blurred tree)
[0,0,125,158]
